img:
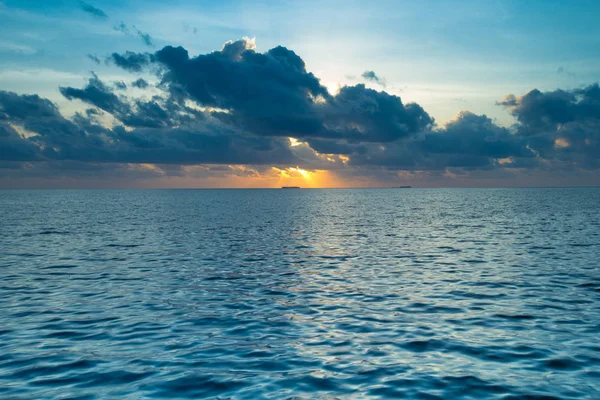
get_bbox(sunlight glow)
[289,167,311,179]
[554,138,570,149]
[266,166,343,188]
[497,157,514,165]
[273,166,312,180]
[288,137,304,147]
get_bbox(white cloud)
[0,41,36,55]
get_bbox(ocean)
[1,188,599,399]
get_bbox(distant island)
[281,186,301,189]
[398,185,412,188]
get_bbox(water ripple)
[0,188,599,399]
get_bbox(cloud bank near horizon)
[1,37,599,187]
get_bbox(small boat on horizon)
[282,186,301,189]
[398,185,412,188]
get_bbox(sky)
[0,0,599,188]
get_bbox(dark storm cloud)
[298,85,433,155]
[498,89,578,130]
[59,74,201,128]
[114,39,433,145]
[0,90,113,164]
[499,84,600,131]
[349,84,600,172]
[342,111,536,171]
[0,123,40,161]
[109,51,154,72]
[323,84,433,142]
[498,84,600,167]
[0,91,61,120]
[79,1,108,19]
[152,41,331,138]
[59,73,128,116]
[361,70,386,87]
[422,112,533,159]
[0,89,302,167]
[108,127,299,165]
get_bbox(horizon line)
[1,186,599,190]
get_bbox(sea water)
[1,188,599,399]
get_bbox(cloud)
[59,73,129,117]
[115,39,432,146]
[2,37,600,186]
[322,84,433,142]
[422,111,533,159]
[79,1,108,19]
[87,54,101,64]
[131,78,149,89]
[0,123,40,161]
[0,89,304,167]
[497,84,600,168]
[109,51,154,72]
[59,74,197,128]
[112,22,155,47]
[0,41,36,55]
[500,85,600,132]
[0,161,181,185]
[114,81,127,90]
[113,21,129,34]
[361,70,386,87]
[134,27,154,47]
[557,66,577,79]
[151,40,331,139]
[0,90,61,120]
